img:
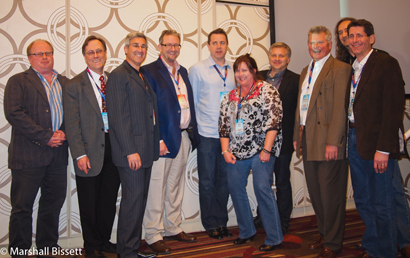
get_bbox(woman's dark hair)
[233,54,263,82]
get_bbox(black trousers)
[76,133,120,253]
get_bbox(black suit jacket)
[346,49,405,160]
[4,67,69,169]
[106,61,160,168]
[260,69,300,155]
[142,58,200,159]
[63,70,110,176]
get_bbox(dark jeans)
[274,153,293,230]
[197,135,229,230]
[393,159,410,249]
[9,159,67,252]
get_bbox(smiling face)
[269,47,290,74]
[83,39,107,75]
[159,34,180,66]
[235,62,256,88]
[308,32,332,61]
[348,26,375,62]
[207,33,228,64]
[28,41,54,74]
[125,36,147,70]
[338,20,351,48]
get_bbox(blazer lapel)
[307,56,333,118]
[81,70,101,116]
[157,59,179,102]
[354,50,377,101]
[27,68,49,102]
[278,69,290,97]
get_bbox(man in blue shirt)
[188,28,235,240]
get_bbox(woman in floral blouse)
[219,54,283,252]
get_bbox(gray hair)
[124,32,147,47]
[269,42,292,58]
[308,26,332,43]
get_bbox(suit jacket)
[345,49,405,160]
[142,58,200,159]
[260,69,300,155]
[63,70,110,177]
[4,67,69,169]
[106,60,160,168]
[293,55,351,161]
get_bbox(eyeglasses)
[85,49,105,56]
[161,44,181,49]
[29,52,53,57]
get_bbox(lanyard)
[86,68,106,103]
[351,64,365,92]
[213,65,227,88]
[237,81,256,118]
[273,76,283,89]
[307,62,315,89]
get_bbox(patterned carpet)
[107,209,403,257]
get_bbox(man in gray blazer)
[63,36,120,258]
[106,32,159,258]
[4,39,69,257]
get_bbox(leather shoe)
[208,229,223,240]
[164,231,197,242]
[219,227,232,237]
[85,250,106,258]
[357,252,375,258]
[258,244,279,252]
[309,236,324,250]
[402,245,410,258]
[233,235,254,245]
[148,240,171,255]
[137,250,157,258]
[317,247,338,258]
[100,242,117,253]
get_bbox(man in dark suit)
[256,42,299,235]
[63,36,120,258]
[293,26,351,258]
[106,32,159,258]
[346,19,405,258]
[141,29,200,255]
[4,39,69,256]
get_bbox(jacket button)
[318,107,321,110]
[318,122,320,124]
[46,109,49,112]
[101,144,104,147]
[178,110,181,113]
[102,128,104,131]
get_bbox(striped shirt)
[33,69,63,131]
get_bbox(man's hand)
[127,153,142,171]
[159,141,168,156]
[47,130,66,147]
[374,151,389,173]
[77,156,91,174]
[325,144,339,161]
[223,151,236,164]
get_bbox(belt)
[181,128,192,133]
[349,122,355,128]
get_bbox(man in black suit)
[63,36,120,258]
[4,39,69,257]
[255,42,299,235]
[106,32,159,258]
[347,19,405,258]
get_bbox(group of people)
[4,16,408,258]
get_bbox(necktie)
[99,75,106,112]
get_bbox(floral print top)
[219,81,283,160]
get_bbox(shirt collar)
[352,49,373,70]
[32,67,58,80]
[267,68,286,80]
[87,67,105,82]
[310,52,331,69]
[160,55,180,74]
[207,55,230,69]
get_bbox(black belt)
[349,122,355,128]
[181,128,192,133]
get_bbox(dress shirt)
[33,68,63,131]
[348,49,373,123]
[188,56,235,138]
[265,69,286,90]
[299,53,331,126]
[160,57,191,129]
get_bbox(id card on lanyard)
[87,68,109,132]
[213,65,229,103]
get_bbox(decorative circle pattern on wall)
[185,0,213,15]
[218,19,253,62]
[185,151,198,196]
[97,0,134,9]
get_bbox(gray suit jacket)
[4,67,69,169]
[293,55,351,161]
[63,69,108,176]
[106,61,160,168]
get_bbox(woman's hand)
[223,151,236,164]
[259,150,271,163]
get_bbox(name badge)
[102,112,109,132]
[301,94,310,111]
[235,119,244,135]
[177,94,189,109]
[220,91,228,103]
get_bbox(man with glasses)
[63,36,120,258]
[106,32,159,258]
[141,29,199,255]
[4,39,69,257]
